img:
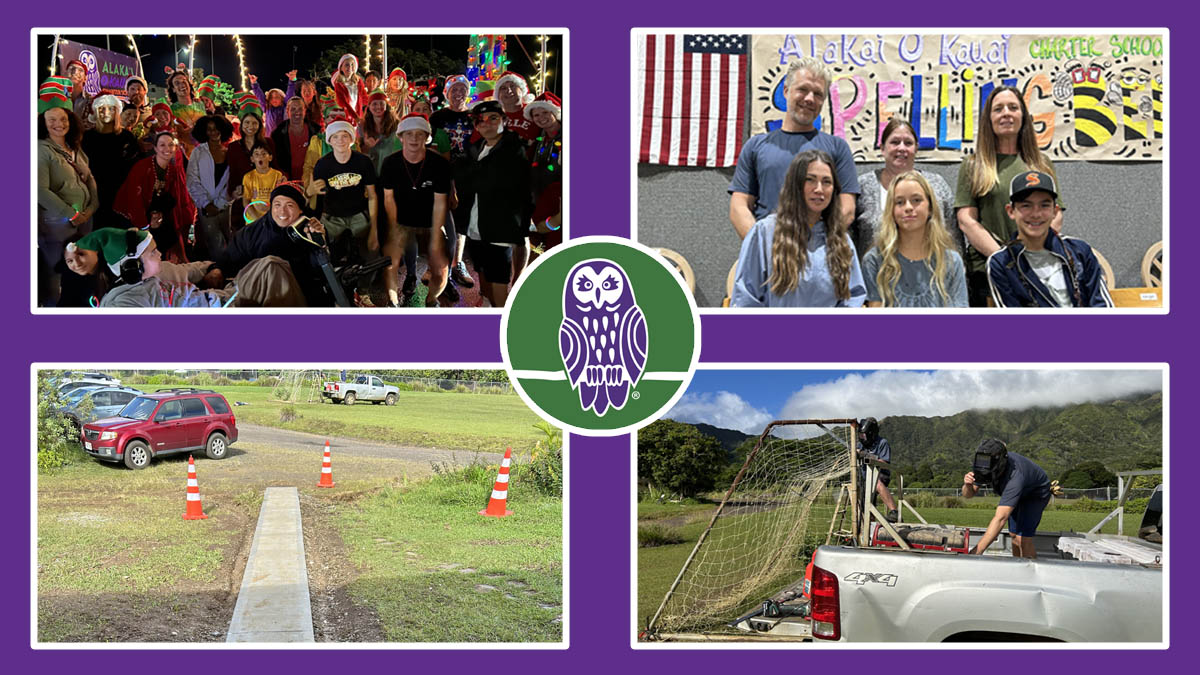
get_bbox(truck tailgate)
[813,545,1162,642]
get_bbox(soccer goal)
[646,419,859,636]
[268,370,325,404]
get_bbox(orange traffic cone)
[183,455,208,520]
[317,441,335,488]
[479,447,514,517]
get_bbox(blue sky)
[664,369,1162,434]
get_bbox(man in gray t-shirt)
[728,57,859,239]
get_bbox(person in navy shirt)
[858,417,898,522]
[962,439,1052,557]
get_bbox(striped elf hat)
[232,91,262,117]
[38,77,73,114]
[197,75,221,100]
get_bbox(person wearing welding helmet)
[858,417,898,523]
[962,438,1052,557]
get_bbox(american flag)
[637,34,749,168]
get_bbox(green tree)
[1072,460,1118,487]
[1060,470,1095,489]
[37,372,88,472]
[638,420,726,498]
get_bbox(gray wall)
[638,162,1162,307]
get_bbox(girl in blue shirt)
[731,150,865,307]
[863,171,967,307]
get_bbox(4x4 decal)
[844,572,899,587]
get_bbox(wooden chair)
[1141,241,1163,288]
[723,261,737,307]
[655,248,696,294]
[1091,247,1116,290]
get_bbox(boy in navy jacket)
[987,171,1113,308]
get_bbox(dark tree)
[638,420,727,498]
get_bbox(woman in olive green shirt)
[955,86,1063,307]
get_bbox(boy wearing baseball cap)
[986,171,1113,307]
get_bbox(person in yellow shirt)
[241,142,283,224]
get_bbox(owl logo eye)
[576,278,593,292]
[602,275,620,291]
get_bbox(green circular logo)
[502,237,700,436]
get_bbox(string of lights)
[233,35,248,91]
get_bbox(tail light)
[810,565,841,640]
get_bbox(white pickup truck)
[322,375,399,406]
[735,528,1163,642]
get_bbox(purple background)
[17,6,1185,668]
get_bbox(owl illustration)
[559,259,648,416]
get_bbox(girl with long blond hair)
[954,85,1063,306]
[731,149,865,307]
[864,171,967,307]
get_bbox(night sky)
[34,32,562,95]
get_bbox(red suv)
[81,389,239,469]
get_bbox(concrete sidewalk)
[226,487,315,642]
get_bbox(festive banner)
[750,33,1164,162]
[56,39,141,98]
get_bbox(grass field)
[338,468,562,642]
[204,385,543,455]
[635,499,1147,632]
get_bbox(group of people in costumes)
[37,51,563,308]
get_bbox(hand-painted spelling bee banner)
[750,33,1164,162]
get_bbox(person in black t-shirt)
[430,75,476,289]
[379,113,451,307]
[308,120,378,264]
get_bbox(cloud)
[666,391,775,434]
[778,369,1161,421]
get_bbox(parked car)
[53,385,144,431]
[322,374,399,405]
[55,372,122,395]
[80,388,238,469]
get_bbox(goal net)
[648,419,857,635]
[268,370,325,404]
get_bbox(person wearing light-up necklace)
[526,92,563,259]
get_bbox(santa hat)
[388,67,406,83]
[65,59,88,76]
[325,120,356,142]
[495,71,535,105]
[334,53,359,79]
[397,112,431,137]
[77,228,153,276]
[367,88,388,104]
[37,77,73,114]
[125,75,147,91]
[151,101,174,119]
[524,91,561,121]
[443,74,470,99]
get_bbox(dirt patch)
[300,496,386,642]
[37,506,254,643]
